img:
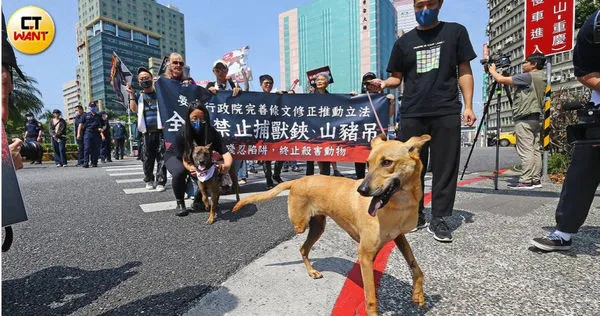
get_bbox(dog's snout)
[357,180,370,196]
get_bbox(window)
[118,27,130,39]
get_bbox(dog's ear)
[406,134,431,153]
[370,133,387,148]
[206,143,212,150]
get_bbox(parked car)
[487,132,516,147]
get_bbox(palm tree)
[5,67,44,136]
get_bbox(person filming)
[531,10,600,251]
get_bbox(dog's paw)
[307,269,323,279]
[412,291,425,306]
[206,217,215,224]
[232,204,241,212]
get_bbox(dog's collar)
[197,165,216,182]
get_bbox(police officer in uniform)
[23,112,43,164]
[77,102,105,168]
[99,111,112,163]
[73,105,85,166]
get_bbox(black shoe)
[333,170,344,177]
[82,164,89,168]
[427,217,453,242]
[101,159,106,163]
[175,199,189,217]
[531,232,572,251]
[191,192,205,212]
[107,159,113,162]
[266,181,275,190]
[35,161,42,164]
[273,175,284,183]
[410,214,429,232]
[91,164,98,167]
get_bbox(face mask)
[90,107,97,113]
[191,120,204,132]
[140,79,153,89]
[415,8,439,27]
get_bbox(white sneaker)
[155,185,166,192]
[145,182,154,190]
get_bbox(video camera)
[480,52,511,73]
[18,141,44,160]
[565,101,600,144]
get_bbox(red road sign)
[524,0,575,56]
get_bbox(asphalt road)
[2,146,520,315]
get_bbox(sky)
[2,0,490,117]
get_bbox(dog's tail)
[232,180,295,212]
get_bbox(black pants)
[143,132,166,185]
[114,139,125,159]
[100,136,112,161]
[555,144,600,233]
[306,161,331,176]
[264,161,284,185]
[77,138,85,164]
[399,115,461,218]
[165,156,187,200]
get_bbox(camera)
[565,101,600,144]
[19,141,44,160]
[480,52,511,73]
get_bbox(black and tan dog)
[232,134,430,315]
[191,144,240,224]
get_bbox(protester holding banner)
[164,101,233,217]
[258,74,285,189]
[371,0,477,243]
[126,67,167,191]
[49,109,68,167]
[207,59,247,185]
[306,72,336,177]
[163,52,188,82]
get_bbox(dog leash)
[365,91,388,140]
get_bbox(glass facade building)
[279,0,397,94]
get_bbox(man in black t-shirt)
[531,10,600,252]
[371,0,476,243]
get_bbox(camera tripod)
[460,75,513,190]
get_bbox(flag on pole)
[110,52,133,106]
[221,45,252,83]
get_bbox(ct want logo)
[7,6,55,54]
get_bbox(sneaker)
[266,184,274,190]
[56,164,61,167]
[427,217,453,242]
[531,232,572,251]
[239,179,247,185]
[410,214,429,232]
[145,182,154,190]
[292,166,301,172]
[155,185,166,192]
[507,182,535,189]
[531,180,542,188]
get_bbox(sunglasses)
[171,61,184,66]
[263,81,273,85]
[214,67,228,72]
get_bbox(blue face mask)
[90,107,97,113]
[415,8,439,27]
[191,120,204,132]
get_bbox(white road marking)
[102,164,141,169]
[116,179,145,184]
[108,172,145,176]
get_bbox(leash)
[365,91,388,140]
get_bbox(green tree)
[5,67,44,136]
[575,0,598,29]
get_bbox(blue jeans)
[234,160,247,179]
[52,138,67,165]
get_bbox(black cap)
[99,111,107,115]
[52,109,61,114]
[89,101,98,107]
[2,12,25,81]
[362,72,377,81]
[137,67,151,76]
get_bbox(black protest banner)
[2,126,28,226]
[155,79,390,162]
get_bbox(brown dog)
[191,144,240,224]
[232,134,430,315]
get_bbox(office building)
[485,0,582,132]
[279,0,397,94]
[62,80,79,124]
[392,0,417,34]
[76,0,185,115]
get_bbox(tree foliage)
[575,0,599,29]
[5,67,44,136]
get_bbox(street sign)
[524,0,575,56]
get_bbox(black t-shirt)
[387,22,476,117]
[165,126,228,160]
[573,9,600,77]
